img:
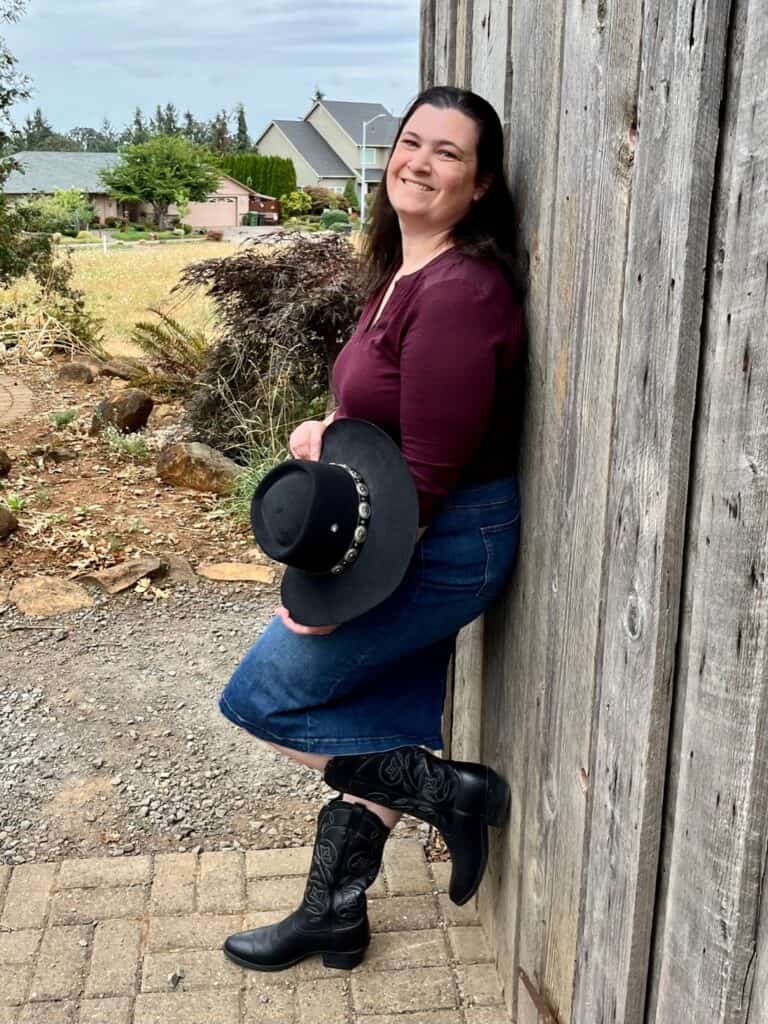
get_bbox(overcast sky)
[5,0,420,136]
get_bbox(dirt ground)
[0,358,429,866]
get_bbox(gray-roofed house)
[3,151,273,228]
[255,99,400,198]
[3,151,123,222]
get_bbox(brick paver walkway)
[0,840,511,1024]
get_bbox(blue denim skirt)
[219,475,521,754]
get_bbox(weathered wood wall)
[426,0,768,1020]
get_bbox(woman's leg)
[268,741,403,831]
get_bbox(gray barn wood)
[423,0,768,1019]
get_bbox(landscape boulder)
[0,506,18,540]
[58,362,94,384]
[90,388,154,435]
[0,448,11,476]
[156,442,241,495]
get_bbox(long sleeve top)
[332,248,526,526]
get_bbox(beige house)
[255,99,399,198]
[2,152,273,228]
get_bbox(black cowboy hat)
[250,418,419,626]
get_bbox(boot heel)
[486,771,511,827]
[322,948,366,970]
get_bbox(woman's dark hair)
[362,85,527,303]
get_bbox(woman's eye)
[439,150,456,158]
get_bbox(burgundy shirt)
[332,248,526,525]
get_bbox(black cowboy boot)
[223,796,389,972]
[324,746,509,906]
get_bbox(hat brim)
[280,418,419,625]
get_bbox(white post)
[359,113,387,234]
[102,232,108,255]
[360,119,367,230]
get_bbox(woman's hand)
[276,605,338,636]
[289,410,336,461]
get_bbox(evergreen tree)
[126,107,148,144]
[210,109,231,154]
[163,102,179,135]
[235,102,249,152]
[150,104,164,135]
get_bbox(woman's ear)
[473,173,492,202]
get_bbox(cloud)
[5,0,419,129]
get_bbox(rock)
[197,562,275,584]
[90,388,153,435]
[58,362,94,384]
[147,403,179,429]
[156,551,198,585]
[10,576,94,616]
[27,445,76,464]
[0,507,18,540]
[0,449,10,476]
[81,555,162,594]
[99,358,146,381]
[156,442,241,495]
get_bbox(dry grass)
[1,240,237,358]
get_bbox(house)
[2,151,277,228]
[255,99,400,199]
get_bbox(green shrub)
[329,222,349,233]
[320,209,349,229]
[130,307,208,395]
[181,231,362,459]
[50,409,77,429]
[103,424,148,459]
[279,190,312,218]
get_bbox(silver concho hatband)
[328,463,371,575]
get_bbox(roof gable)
[312,100,399,146]
[268,121,354,178]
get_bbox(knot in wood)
[625,592,643,640]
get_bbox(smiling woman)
[220,85,528,977]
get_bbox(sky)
[4,0,420,137]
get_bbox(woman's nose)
[407,148,432,173]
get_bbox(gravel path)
[0,582,423,866]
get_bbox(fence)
[426,0,768,1020]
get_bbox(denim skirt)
[219,475,521,754]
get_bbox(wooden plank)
[472,0,568,1018]
[570,1,733,1021]
[508,3,646,1021]
[420,0,437,90]
[470,0,509,113]
[434,0,457,86]
[454,0,473,88]
[647,1,768,1019]
[450,616,485,762]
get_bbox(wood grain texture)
[571,2,732,1021]
[512,3,645,1020]
[647,1,768,1019]
[420,0,437,90]
[450,616,485,762]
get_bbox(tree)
[99,135,220,229]
[343,178,359,212]
[181,109,207,145]
[67,122,118,152]
[0,0,30,175]
[163,102,179,135]
[235,102,249,152]
[209,109,231,154]
[126,107,149,144]
[279,190,311,218]
[19,187,95,233]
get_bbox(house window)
[360,148,377,165]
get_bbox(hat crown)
[252,461,363,575]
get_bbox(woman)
[220,85,527,972]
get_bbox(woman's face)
[386,104,487,233]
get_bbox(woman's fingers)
[276,605,337,635]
